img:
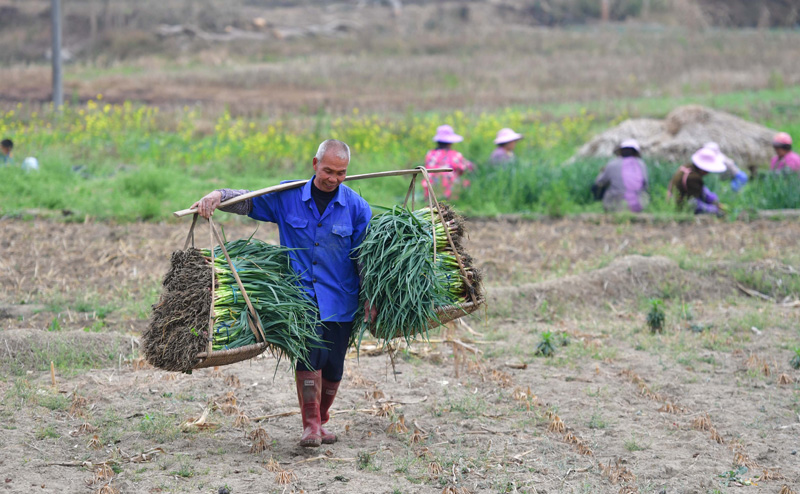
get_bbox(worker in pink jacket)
[770,132,800,173]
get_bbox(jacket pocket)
[286,215,308,229]
[331,223,353,237]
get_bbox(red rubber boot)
[295,370,322,448]
[319,379,341,444]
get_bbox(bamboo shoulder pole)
[173,167,453,218]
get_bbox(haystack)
[571,105,777,169]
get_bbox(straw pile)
[571,105,777,169]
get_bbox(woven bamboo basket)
[182,216,272,371]
[432,299,484,326]
[367,298,484,340]
[364,167,484,341]
[193,342,269,369]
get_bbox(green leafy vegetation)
[646,299,666,333]
[535,331,556,357]
[791,347,800,370]
[354,205,479,346]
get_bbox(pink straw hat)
[773,132,793,146]
[494,128,523,145]
[691,147,726,173]
[703,141,721,153]
[619,139,641,153]
[433,125,463,144]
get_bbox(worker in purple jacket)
[192,139,374,448]
[593,139,650,213]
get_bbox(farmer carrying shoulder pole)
[191,139,374,448]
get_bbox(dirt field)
[3,0,800,115]
[1,216,800,493]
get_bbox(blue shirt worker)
[1,139,13,165]
[192,139,373,448]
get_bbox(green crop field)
[2,86,800,222]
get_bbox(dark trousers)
[296,321,352,382]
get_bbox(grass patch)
[35,424,60,440]
[1,380,69,411]
[138,412,181,442]
[587,412,607,429]
[730,266,800,299]
[1,334,128,378]
[97,409,125,446]
[624,435,647,452]
[169,455,196,479]
[38,392,70,411]
[444,394,488,418]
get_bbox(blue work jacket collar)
[301,175,348,207]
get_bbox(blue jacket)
[249,178,372,321]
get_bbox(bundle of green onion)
[354,203,481,346]
[143,238,321,372]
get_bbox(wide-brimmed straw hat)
[433,125,463,144]
[619,139,641,153]
[691,147,726,173]
[494,128,523,145]
[773,132,793,146]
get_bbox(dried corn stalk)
[758,468,784,481]
[88,434,103,450]
[264,457,281,472]
[599,459,636,484]
[386,414,409,434]
[70,422,98,437]
[409,427,426,445]
[249,427,271,454]
[577,442,594,456]
[180,408,217,431]
[96,483,120,494]
[709,427,724,444]
[69,394,90,418]
[225,374,241,388]
[233,412,251,428]
[547,414,565,434]
[374,402,396,417]
[93,464,114,483]
[692,414,712,431]
[275,470,297,485]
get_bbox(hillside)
[1,0,798,65]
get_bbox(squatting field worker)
[192,139,373,448]
[593,139,649,213]
[668,146,726,215]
